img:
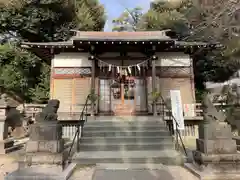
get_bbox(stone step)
[83,125,167,132]
[72,150,184,165]
[80,142,174,151]
[96,163,165,170]
[80,136,173,144]
[84,120,166,127]
[82,130,170,137]
[114,112,133,116]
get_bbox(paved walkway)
[0,154,199,180]
[69,165,199,180]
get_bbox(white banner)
[170,90,184,130]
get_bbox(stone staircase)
[71,116,184,166]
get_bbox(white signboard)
[170,90,184,130]
[183,104,196,117]
[0,109,5,117]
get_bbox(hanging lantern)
[108,64,112,71]
[117,66,120,73]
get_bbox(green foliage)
[149,89,161,102]
[88,89,99,103]
[0,0,105,42]
[0,0,106,103]
[0,0,78,42]
[0,43,40,102]
[112,7,143,32]
[76,0,106,31]
[138,0,190,35]
[29,63,50,103]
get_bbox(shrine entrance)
[111,76,136,116]
[97,58,149,116]
[98,75,147,116]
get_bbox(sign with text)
[170,90,184,130]
[183,104,196,117]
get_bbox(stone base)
[196,139,237,154]
[29,121,62,141]
[233,136,240,151]
[18,151,68,170]
[184,163,240,180]
[25,139,64,153]
[198,122,232,140]
[5,163,77,180]
[0,138,14,154]
[193,150,240,166]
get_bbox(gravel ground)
[0,155,18,180]
[165,166,199,180]
[69,165,96,180]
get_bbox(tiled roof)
[72,31,172,41]
[21,41,73,47]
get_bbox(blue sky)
[99,0,151,31]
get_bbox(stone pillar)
[152,58,157,116]
[0,105,14,154]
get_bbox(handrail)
[159,95,187,156]
[67,94,90,159]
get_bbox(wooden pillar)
[91,59,95,115]
[121,83,124,105]
[152,56,157,116]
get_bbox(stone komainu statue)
[35,99,60,122]
[201,92,226,122]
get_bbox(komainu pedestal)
[185,93,240,180]
[18,100,67,170]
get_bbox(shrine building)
[20,30,218,119]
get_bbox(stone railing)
[22,102,231,140]
[24,102,217,120]
[156,102,227,120]
[23,103,92,121]
[23,104,45,120]
[10,102,238,152]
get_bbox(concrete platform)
[184,163,240,180]
[4,163,77,180]
[92,165,198,180]
[72,150,184,165]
